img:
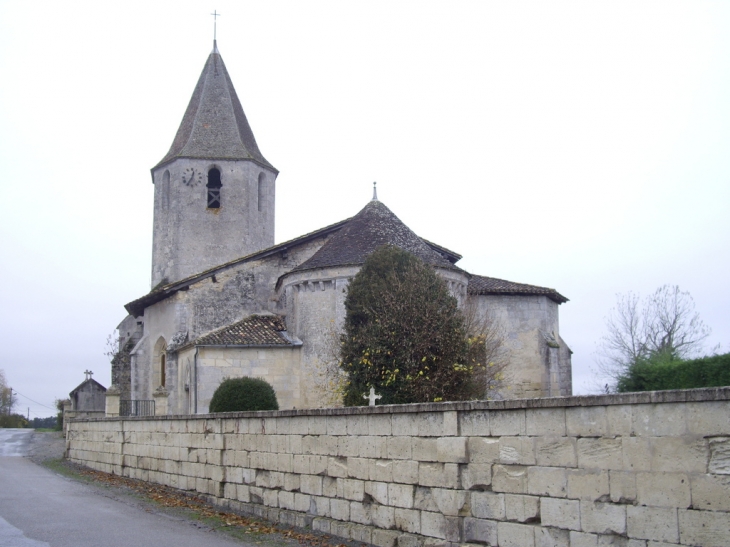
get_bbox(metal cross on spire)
[372,181,378,201]
[211,10,221,43]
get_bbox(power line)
[27,407,53,418]
[11,390,55,411]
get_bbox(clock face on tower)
[182,167,202,187]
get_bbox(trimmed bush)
[209,377,279,412]
[617,352,730,392]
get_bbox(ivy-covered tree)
[340,245,485,405]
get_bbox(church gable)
[69,378,107,412]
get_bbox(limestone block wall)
[282,266,357,409]
[151,158,277,288]
[67,388,730,547]
[468,294,570,398]
[176,346,303,413]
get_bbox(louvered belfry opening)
[207,167,222,208]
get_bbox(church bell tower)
[150,41,277,288]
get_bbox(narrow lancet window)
[154,337,167,389]
[160,352,166,387]
[161,170,170,209]
[207,168,222,209]
[258,172,265,212]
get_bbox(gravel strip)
[26,430,66,464]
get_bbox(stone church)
[113,43,572,414]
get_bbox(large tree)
[340,245,486,405]
[596,285,711,391]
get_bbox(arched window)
[154,337,167,389]
[161,170,170,209]
[258,172,265,212]
[207,168,222,209]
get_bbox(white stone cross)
[363,387,382,406]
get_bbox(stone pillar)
[153,386,169,416]
[105,385,121,417]
[62,401,74,437]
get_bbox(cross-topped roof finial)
[83,370,94,381]
[211,10,221,50]
[372,181,378,201]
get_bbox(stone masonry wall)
[66,388,730,547]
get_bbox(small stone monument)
[153,385,169,416]
[363,387,382,406]
[105,385,121,417]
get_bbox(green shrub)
[617,352,730,392]
[209,377,279,413]
[0,413,27,428]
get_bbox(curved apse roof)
[154,42,275,171]
[468,275,568,304]
[289,199,461,275]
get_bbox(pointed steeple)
[154,46,275,171]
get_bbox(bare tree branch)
[460,297,512,399]
[595,285,711,391]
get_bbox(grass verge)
[40,458,358,547]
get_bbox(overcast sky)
[1,1,728,419]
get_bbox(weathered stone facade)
[150,42,277,288]
[469,295,572,398]
[69,379,107,412]
[151,158,276,288]
[67,388,730,546]
[115,43,573,412]
[114,315,144,401]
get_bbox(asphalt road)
[0,429,249,547]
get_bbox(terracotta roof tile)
[468,275,568,304]
[191,315,298,347]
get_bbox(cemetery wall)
[66,388,730,547]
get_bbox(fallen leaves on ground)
[75,467,349,547]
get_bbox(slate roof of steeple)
[154,42,275,171]
[289,199,460,274]
[468,274,568,304]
